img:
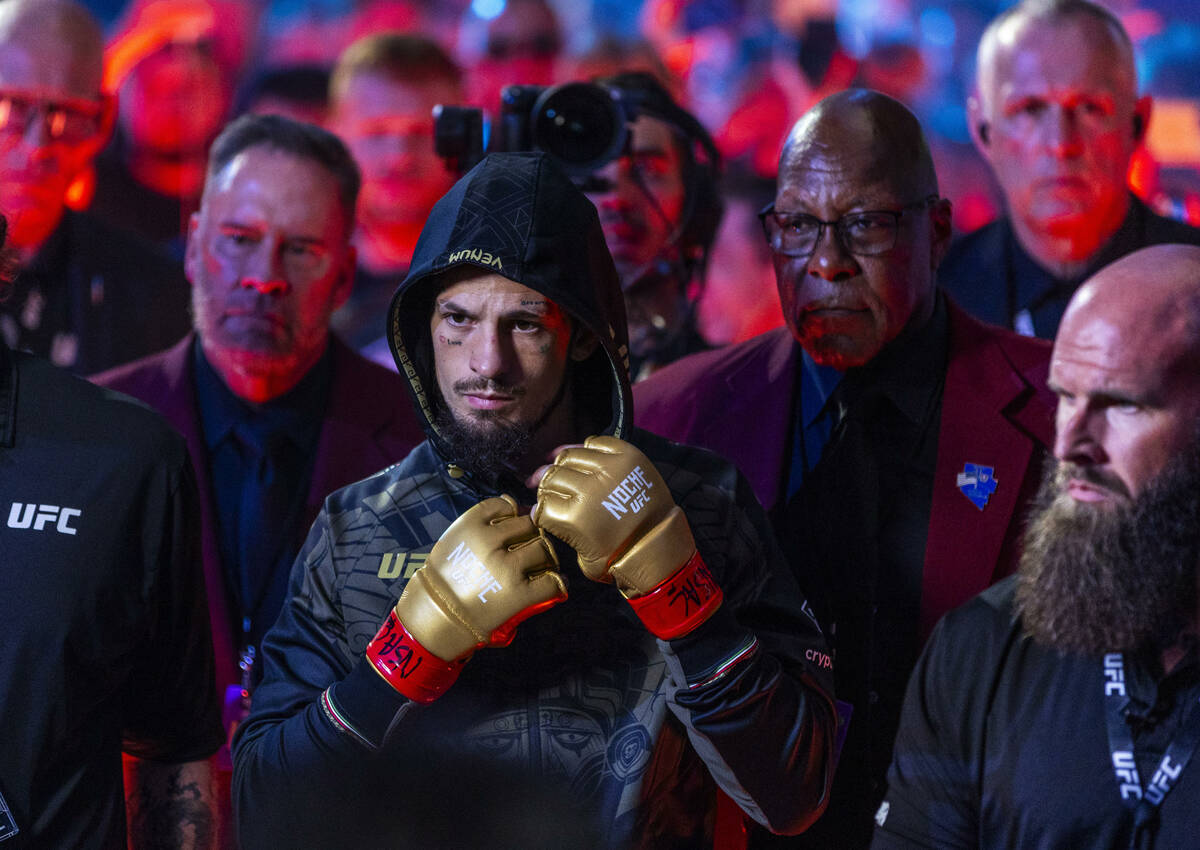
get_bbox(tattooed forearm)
[126,758,216,850]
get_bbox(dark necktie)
[782,385,889,839]
[784,383,885,660]
[232,423,296,639]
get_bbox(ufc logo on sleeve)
[7,502,81,535]
[602,466,653,519]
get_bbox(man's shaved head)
[781,89,939,202]
[976,0,1135,114]
[1052,243,1200,500]
[0,0,104,99]
[970,0,1145,270]
[1020,243,1200,654]
[1061,243,1200,385]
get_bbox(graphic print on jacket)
[297,436,790,845]
[233,153,836,850]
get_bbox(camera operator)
[432,71,722,381]
[583,71,723,381]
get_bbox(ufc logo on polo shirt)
[7,502,81,535]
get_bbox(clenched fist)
[533,436,722,639]
[367,495,566,702]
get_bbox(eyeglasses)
[758,195,940,258]
[0,92,104,145]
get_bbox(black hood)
[387,152,633,475]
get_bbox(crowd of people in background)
[7,0,1200,370]
[4,0,1200,847]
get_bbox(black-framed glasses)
[758,195,940,258]
[0,92,104,145]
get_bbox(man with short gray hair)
[94,112,424,842]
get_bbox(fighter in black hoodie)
[232,153,836,848]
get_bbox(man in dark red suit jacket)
[93,114,423,844]
[636,90,1055,849]
[97,334,421,730]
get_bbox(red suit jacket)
[93,334,425,703]
[635,298,1056,639]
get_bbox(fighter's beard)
[434,404,534,484]
[432,370,573,492]
[1016,439,1200,655]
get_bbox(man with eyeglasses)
[636,88,1056,846]
[0,0,192,375]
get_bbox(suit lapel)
[693,328,797,513]
[155,335,240,697]
[920,307,1044,641]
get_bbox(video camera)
[434,80,652,179]
[433,75,723,285]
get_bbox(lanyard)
[1103,653,1200,846]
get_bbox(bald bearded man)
[877,242,1200,848]
[637,89,1056,845]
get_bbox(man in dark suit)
[940,0,1200,338]
[93,113,424,839]
[635,89,1055,847]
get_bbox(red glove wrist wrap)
[625,551,723,640]
[365,610,466,704]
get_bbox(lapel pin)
[957,463,997,511]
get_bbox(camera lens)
[530,82,626,175]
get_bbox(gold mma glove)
[366,495,566,703]
[533,436,722,639]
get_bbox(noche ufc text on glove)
[366,495,567,703]
[533,436,722,639]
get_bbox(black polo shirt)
[875,576,1200,849]
[0,341,222,848]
